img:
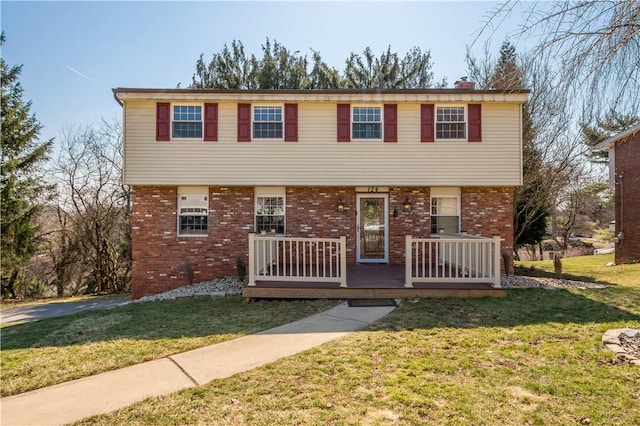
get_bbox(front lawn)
[1,297,337,396]
[75,256,640,425]
[516,253,638,286]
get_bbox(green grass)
[72,255,640,425]
[1,297,337,396]
[516,253,639,286]
[0,293,130,312]
[4,255,640,424]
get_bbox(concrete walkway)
[1,301,396,426]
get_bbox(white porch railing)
[248,234,347,287]
[405,234,501,288]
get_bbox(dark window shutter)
[468,103,482,142]
[384,104,398,142]
[421,104,435,142]
[337,103,350,142]
[204,103,218,141]
[237,103,251,142]
[156,102,170,141]
[284,103,298,142]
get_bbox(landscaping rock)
[501,275,607,290]
[135,277,246,303]
[603,328,640,366]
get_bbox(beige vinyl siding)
[123,100,522,186]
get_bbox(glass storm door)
[356,194,388,263]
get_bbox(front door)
[356,194,388,263]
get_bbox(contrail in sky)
[65,65,99,85]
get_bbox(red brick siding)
[460,187,514,273]
[388,187,431,264]
[614,136,640,264]
[131,185,515,298]
[131,186,254,299]
[285,187,357,262]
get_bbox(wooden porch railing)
[248,234,347,287]
[405,234,501,288]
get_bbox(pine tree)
[1,33,53,298]
[581,111,640,164]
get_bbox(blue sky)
[2,1,528,144]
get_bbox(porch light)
[402,197,412,213]
[336,199,345,213]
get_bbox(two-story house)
[597,124,640,264]
[114,83,528,299]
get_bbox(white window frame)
[255,187,286,235]
[435,105,467,141]
[430,187,461,235]
[172,104,204,139]
[352,105,383,140]
[252,104,284,140]
[177,187,209,236]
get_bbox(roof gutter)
[112,89,123,107]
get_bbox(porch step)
[242,286,506,300]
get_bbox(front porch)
[244,234,506,299]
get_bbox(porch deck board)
[244,264,505,299]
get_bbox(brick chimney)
[454,76,475,90]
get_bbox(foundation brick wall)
[614,136,640,264]
[131,185,515,298]
[461,186,515,274]
[130,186,254,299]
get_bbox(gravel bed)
[501,275,607,290]
[136,274,606,303]
[135,277,246,303]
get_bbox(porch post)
[493,235,502,288]
[404,235,413,288]
[248,233,256,286]
[339,236,347,287]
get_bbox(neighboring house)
[597,124,640,264]
[113,82,528,299]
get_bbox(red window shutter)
[421,104,435,142]
[204,103,218,141]
[384,104,398,143]
[156,102,170,141]
[337,104,350,142]
[468,103,482,142]
[237,103,251,142]
[284,103,298,142]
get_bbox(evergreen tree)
[308,50,341,89]
[581,111,640,164]
[191,39,441,90]
[1,33,53,298]
[343,46,438,89]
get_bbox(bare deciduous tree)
[52,120,131,295]
[476,0,640,115]
[467,41,589,259]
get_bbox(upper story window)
[436,106,466,140]
[253,106,283,139]
[173,105,203,138]
[352,106,382,139]
[178,187,208,236]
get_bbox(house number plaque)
[356,187,389,193]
